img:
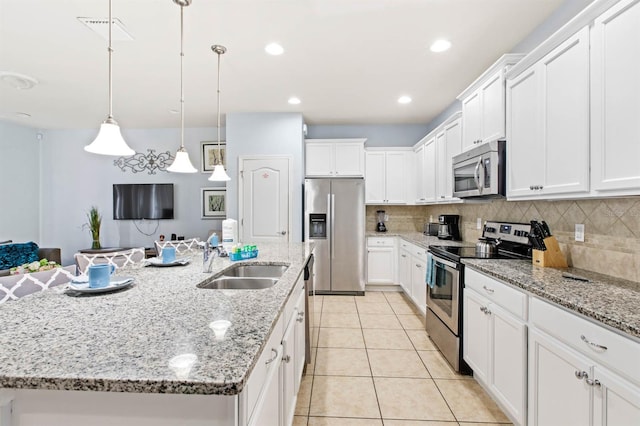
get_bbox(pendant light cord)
[179,5,185,150]
[216,48,221,163]
[107,0,113,120]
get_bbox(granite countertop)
[463,259,640,340]
[366,231,469,250]
[0,242,313,395]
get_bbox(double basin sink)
[197,264,289,290]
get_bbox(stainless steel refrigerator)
[304,178,365,294]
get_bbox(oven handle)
[474,157,483,194]
[429,253,459,270]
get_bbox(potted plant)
[85,206,102,249]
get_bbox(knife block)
[532,236,568,268]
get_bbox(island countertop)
[0,242,314,395]
[462,259,640,341]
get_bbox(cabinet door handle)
[282,354,291,363]
[265,348,278,365]
[401,254,407,258]
[482,285,494,294]
[297,312,305,322]
[581,335,608,351]
[416,264,422,268]
[484,308,492,315]
[585,378,601,387]
[480,306,486,313]
[575,370,588,380]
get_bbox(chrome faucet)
[201,241,221,273]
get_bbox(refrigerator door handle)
[331,194,335,259]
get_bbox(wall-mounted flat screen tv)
[113,183,174,220]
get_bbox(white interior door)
[239,157,291,243]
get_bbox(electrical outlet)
[575,224,585,242]
[477,218,482,230]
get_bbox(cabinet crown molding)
[413,111,462,149]
[305,138,367,144]
[506,0,624,80]
[457,53,525,100]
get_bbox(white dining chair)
[74,247,146,275]
[0,265,76,304]
[154,238,201,256]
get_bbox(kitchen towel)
[426,252,435,289]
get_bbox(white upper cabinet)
[437,115,463,202]
[305,139,365,177]
[423,137,437,203]
[458,54,525,152]
[591,0,640,194]
[365,149,412,204]
[414,144,426,203]
[507,27,590,199]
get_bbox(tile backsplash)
[367,196,640,283]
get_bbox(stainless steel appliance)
[303,254,314,366]
[437,214,461,240]
[376,210,387,233]
[423,222,439,236]
[452,140,506,198]
[426,220,532,373]
[304,178,365,294]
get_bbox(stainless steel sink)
[197,277,279,290]
[221,264,288,278]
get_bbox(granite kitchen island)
[0,241,314,426]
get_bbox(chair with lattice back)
[154,238,201,257]
[0,265,76,305]
[74,247,146,275]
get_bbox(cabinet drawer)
[368,237,395,247]
[530,296,640,385]
[399,240,425,258]
[465,268,527,320]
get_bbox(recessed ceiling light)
[288,97,301,105]
[398,96,412,104]
[169,109,180,114]
[15,112,31,118]
[0,72,38,90]
[77,17,134,41]
[430,39,452,53]
[265,43,284,55]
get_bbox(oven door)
[426,254,460,334]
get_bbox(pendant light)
[167,0,197,173]
[84,0,135,156]
[208,45,231,182]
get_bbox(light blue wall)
[226,112,304,242]
[306,124,430,147]
[0,121,41,243]
[38,126,224,265]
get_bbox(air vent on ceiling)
[77,17,134,41]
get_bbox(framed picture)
[201,141,226,173]
[201,188,226,219]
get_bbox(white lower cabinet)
[528,297,640,426]
[367,237,396,285]
[396,240,426,315]
[398,242,411,295]
[245,275,307,426]
[463,270,527,426]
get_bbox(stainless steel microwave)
[452,140,506,198]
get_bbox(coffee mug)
[162,247,176,264]
[88,264,116,288]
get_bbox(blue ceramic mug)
[88,264,116,288]
[162,247,177,264]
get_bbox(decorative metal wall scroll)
[113,149,175,175]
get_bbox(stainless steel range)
[426,220,533,373]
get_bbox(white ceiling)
[0,0,565,130]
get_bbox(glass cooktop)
[428,245,529,262]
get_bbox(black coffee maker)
[437,214,461,240]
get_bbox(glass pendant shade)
[85,119,135,156]
[167,148,197,173]
[208,164,231,181]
